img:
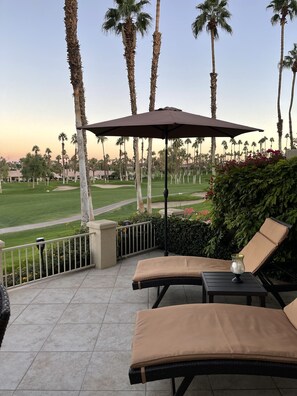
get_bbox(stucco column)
[87,220,117,269]
[0,240,5,283]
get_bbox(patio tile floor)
[1,249,297,395]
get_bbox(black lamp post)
[36,237,45,275]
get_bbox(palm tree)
[251,141,257,154]
[103,0,152,213]
[237,139,242,159]
[44,147,52,160]
[192,0,232,174]
[230,138,236,159]
[70,133,79,182]
[221,140,228,160]
[97,136,108,181]
[285,132,290,148]
[243,141,249,158]
[283,43,297,148]
[185,138,192,166]
[267,0,297,151]
[122,136,129,180]
[58,132,68,184]
[32,145,40,156]
[147,0,161,214]
[192,139,200,164]
[64,0,93,225]
[258,137,265,152]
[116,137,124,180]
[270,137,275,148]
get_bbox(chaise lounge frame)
[129,301,297,395]
[129,359,297,396]
[132,217,294,308]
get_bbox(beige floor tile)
[58,303,107,324]
[82,351,142,391]
[71,288,112,303]
[94,323,134,351]
[32,288,76,304]
[42,323,100,351]
[103,303,147,323]
[0,352,37,390]
[1,324,54,351]
[8,288,42,304]
[80,275,116,288]
[13,304,67,325]
[18,351,91,390]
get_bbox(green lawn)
[0,177,211,248]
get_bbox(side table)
[202,272,267,306]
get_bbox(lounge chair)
[129,299,297,395]
[0,284,10,347]
[132,217,292,308]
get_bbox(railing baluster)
[2,233,91,288]
[116,221,156,258]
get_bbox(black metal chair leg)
[152,285,170,308]
[171,377,176,395]
[174,376,195,396]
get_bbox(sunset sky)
[1,0,296,162]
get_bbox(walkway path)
[0,192,205,235]
[0,198,136,235]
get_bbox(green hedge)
[210,154,297,280]
[152,217,238,259]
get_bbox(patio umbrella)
[83,107,263,256]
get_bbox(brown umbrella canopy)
[84,107,263,256]
[83,107,263,138]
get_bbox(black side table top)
[202,272,268,306]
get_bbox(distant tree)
[32,145,40,155]
[97,136,108,181]
[221,140,228,159]
[251,141,257,154]
[0,157,9,193]
[283,43,297,148]
[58,132,68,184]
[267,0,297,150]
[88,158,98,180]
[192,0,232,174]
[21,153,47,188]
[44,148,53,183]
[116,137,124,180]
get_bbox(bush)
[209,153,297,279]
[152,217,238,259]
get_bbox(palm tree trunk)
[122,24,144,213]
[277,22,285,151]
[289,71,296,148]
[64,0,92,226]
[210,29,217,175]
[147,0,161,214]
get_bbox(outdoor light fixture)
[230,254,245,283]
[36,237,45,253]
[36,237,45,273]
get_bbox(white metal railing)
[1,233,93,288]
[117,221,156,258]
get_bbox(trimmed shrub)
[209,153,297,280]
[152,217,238,259]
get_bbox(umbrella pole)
[164,130,168,256]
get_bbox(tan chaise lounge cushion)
[131,302,297,375]
[133,256,230,283]
[133,218,290,283]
